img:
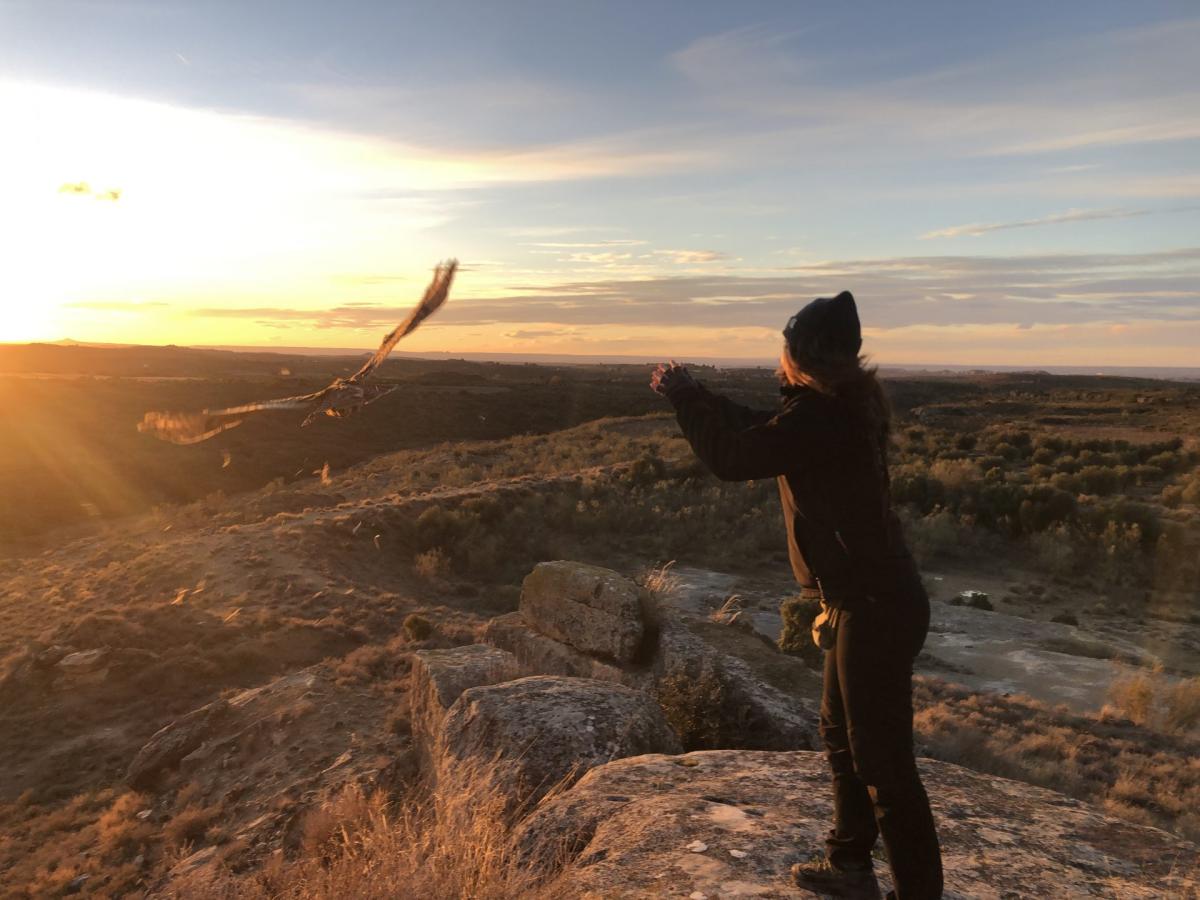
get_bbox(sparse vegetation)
[913,676,1200,842]
[177,777,556,899]
[1,351,1198,894]
[403,614,434,641]
[1106,667,1200,733]
[777,595,824,669]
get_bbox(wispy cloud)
[502,328,578,340]
[920,207,1151,239]
[669,18,1200,162]
[189,247,1200,334]
[653,249,728,264]
[560,251,635,264]
[524,240,647,248]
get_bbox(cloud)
[653,249,728,264]
[920,207,1151,239]
[525,240,647,248]
[188,247,1200,334]
[669,18,1200,162]
[502,328,578,340]
[561,252,634,264]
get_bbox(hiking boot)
[790,858,881,898]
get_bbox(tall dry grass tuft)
[638,559,680,600]
[176,764,559,899]
[1105,666,1200,733]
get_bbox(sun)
[0,301,59,343]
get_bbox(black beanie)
[783,290,862,361]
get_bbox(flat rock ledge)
[519,750,1198,900]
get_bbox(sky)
[1,0,1197,365]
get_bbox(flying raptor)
[138,259,458,445]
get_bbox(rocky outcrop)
[519,561,649,663]
[436,675,680,817]
[519,749,1199,899]
[651,591,820,751]
[410,644,519,761]
[481,612,627,683]
[127,699,233,790]
[479,561,820,752]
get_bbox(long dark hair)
[778,347,891,441]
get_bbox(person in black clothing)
[650,291,943,900]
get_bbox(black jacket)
[669,382,921,608]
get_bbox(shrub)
[94,792,154,863]
[1017,486,1076,533]
[1030,525,1077,575]
[1077,465,1120,496]
[414,547,451,579]
[1161,485,1184,509]
[777,596,823,670]
[1163,678,1200,733]
[891,471,945,514]
[1182,474,1200,507]
[1106,668,1200,734]
[1031,447,1058,465]
[164,803,223,850]
[403,614,434,641]
[929,458,980,490]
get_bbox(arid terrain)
[1,344,1198,897]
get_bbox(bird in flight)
[138,259,457,445]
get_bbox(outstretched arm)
[650,362,802,481]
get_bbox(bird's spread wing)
[137,391,329,444]
[137,411,246,446]
[349,259,457,382]
[138,258,457,444]
[207,391,329,416]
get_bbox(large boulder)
[437,675,680,818]
[481,612,628,684]
[520,562,648,663]
[519,749,1198,899]
[410,644,519,761]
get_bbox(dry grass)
[0,787,153,897]
[1106,667,1200,733]
[164,802,225,850]
[638,559,680,599]
[414,547,451,579]
[176,773,556,899]
[914,676,1200,842]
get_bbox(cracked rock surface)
[520,749,1198,899]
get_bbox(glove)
[650,361,698,400]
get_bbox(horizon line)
[4,339,1200,378]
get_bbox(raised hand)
[650,360,698,399]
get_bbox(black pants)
[819,592,943,900]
